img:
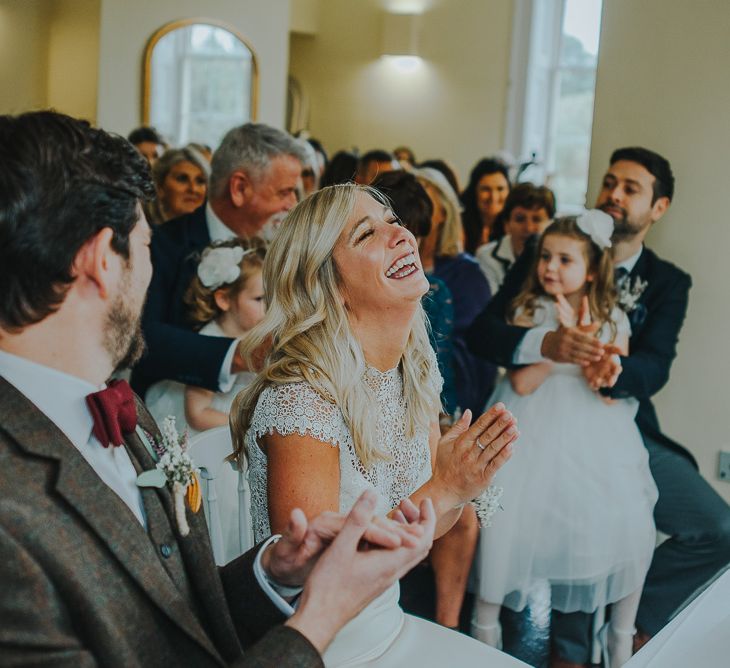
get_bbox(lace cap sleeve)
[250,382,349,449]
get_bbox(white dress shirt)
[0,349,147,526]
[514,246,644,364]
[476,235,515,296]
[205,202,240,393]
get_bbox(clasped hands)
[542,294,622,392]
[264,490,435,652]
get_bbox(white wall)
[47,0,100,122]
[0,0,50,114]
[588,0,730,501]
[289,0,514,184]
[97,0,292,137]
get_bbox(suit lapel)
[0,379,222,663]
[133,404,243,661]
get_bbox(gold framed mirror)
[143,18,258,149]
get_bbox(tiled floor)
[401,565,554,668]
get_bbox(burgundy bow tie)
[86,379,138,447]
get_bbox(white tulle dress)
[476,299,658,613]
[245,360,528,667]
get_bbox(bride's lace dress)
[246,361,527,667]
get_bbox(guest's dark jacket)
[0,379,321,666]
[434,253,496,416]
[466,240,694,464]
[132,205,233,399]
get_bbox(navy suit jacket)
[466,239,695,464]
[132,205,234,398]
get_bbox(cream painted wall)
[588,0,730,501]
[47,0,100,121]
[0,0,50,114]
[97,0,292,137]
[289,0,514,184]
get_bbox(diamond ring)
[476,439,486,451]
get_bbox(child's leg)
[471,598,502,648]
[605,588,642,668]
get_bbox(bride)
[232,184,526,667]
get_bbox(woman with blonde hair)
[147,147,208,225]
[231,184,526,667]
[415,168,496,417]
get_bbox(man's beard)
[103,290,146,374]
[599,203,647,242]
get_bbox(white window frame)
[503,0,600,212]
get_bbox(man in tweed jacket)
[0,111,435,666]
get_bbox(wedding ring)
[476,439,486,451]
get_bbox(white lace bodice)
[246,362,441,543]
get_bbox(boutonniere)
[136,416,201,536]
[472,485,504,528]
[616,275,648,313]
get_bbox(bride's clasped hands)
[407,403,519,528]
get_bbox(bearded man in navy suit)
[466,147,730,667]
[131,123,306,399]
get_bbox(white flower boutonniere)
[136,416,201,536]
[472,485,504,527]
[616,275,648,313]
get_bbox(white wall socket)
[719,451,730,482]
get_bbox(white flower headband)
[576,209,613,250]
[197,246,257,290]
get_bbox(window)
[144,21,258,149]
[504,0,603,212]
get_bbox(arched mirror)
[143,19,258,149]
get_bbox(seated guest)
[355,149,399,185]
[419,158,462,197]
[187,141,214,164]
[130,123,306,401]
[416,167,496,416]
[461,158,511,254]
[320,149,358,187]
[128,125,166,165]
[466,147,730,666]
[0,109,436,666]
[476,182,555,294]
[394,145,416,167]
[373,170,479,633]
[147,147,208,226]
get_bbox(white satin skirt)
[323,584,528,667]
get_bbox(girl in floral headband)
[472,211,658,667]
[182,238,266,432]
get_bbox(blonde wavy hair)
[231,183,440,469]
[415,167,463,257]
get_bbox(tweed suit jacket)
[0,377,322,667]
[465,240,694,464]
[132,204,234,399]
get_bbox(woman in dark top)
[416,167,495,418]
[460,157,511,255]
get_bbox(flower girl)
[144,239,265,434]
[472,212,658,667]
[183,239,265,431]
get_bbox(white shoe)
[598,623,635,668]
[471,620,502,649]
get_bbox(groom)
[466,147,730,666]
[0,111,438,666]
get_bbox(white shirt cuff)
[218,339,241,393]
[253,535,302,617]
[513,326,552,365]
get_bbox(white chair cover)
[188,426,253,565]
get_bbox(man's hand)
[285,490,436,653]
[582,344,623,391]
[262,503,416,588]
